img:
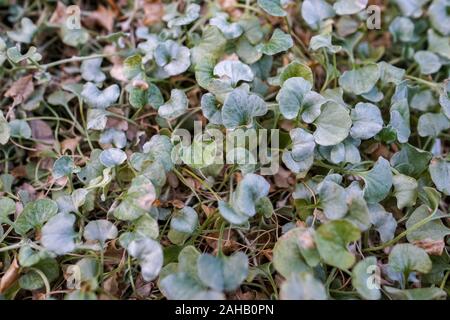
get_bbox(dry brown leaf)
[106,108,128,131]
[274,167,294,188]
[0,258,20,294]
[5,75,34,107]
[30,119,54,143]
[49,1,67,25]
[102,274,120,297]
[61,136,82,154]
[142,0,164,26]
[88,5,116,32]
[413,239,445,256]
[201,204,215,217]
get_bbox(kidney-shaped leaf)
[313,101,351,146]
[81,82,120,109]
[41,213,77,255]
[14,199,59,235]
[338,64,380,95]
[84,220,118,245]
[357,157,393,203]
[315,220,360,270]
[221,88,267,129]
[99,148,127,167]
[351,257,381,300]
[388,243,432,274]
[256,29,293,56]
[158,89,189,119]
[280,272,327,300]
[114,175,157,221]
[127,237,163,281]
[350,103,383,140]
[170,206,198,234]
[197,252,248,292]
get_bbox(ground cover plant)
[0,0,450,300]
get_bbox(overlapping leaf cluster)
[0,0,449,300]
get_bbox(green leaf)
[81,58,106,83]
[170,206,198,234]
[378,61,405,85]
[393,0,428,17]
[166,3,200,28]
[428,0,450,36]
[429,158,450,195]
[99,128,127,148]
[53,156,78,179]
[7,17,37,43]
[14,199,59,235]
[213,60,254,87]
[84,220,118,245]
[201,93,222,125]
[350,103,383,140]
[368,203,397,243]
[418,113,450,137]
[352,257,381,300]
[282,128,315,174]
[218,174,270,224]
[6,46,42,64]
[334,0,368,15]
[113,175,156,221]
[142,134,174,171]
[318,180,348,219]
[197,252,248,292]
[257,0,287,17]
[428,29,450,60]
[154,40,191,78]
[209,12,243,39]
[134,214,159,240]
[345,186,371,231]
[414,51,442,75]
[388,243,432,274]
[41,213,77,255]
[279,61,314,86]
[406,205,450,242]
[338,64,380,95]
[99,148,127,167]
[390,143,432,178]
[309,34,342,54]
[301,0,335,30]
[18,245,51,267]
[61,26,90,47]
[221,88,267,129]
[276,77,313,120]
[158,89,189,119]
[122,54,143,80]
[8,119,31,139]
[0,111,10,145]
[19,258,59,290]
[127,237,163,281]
[160,272,224,300]
[389,17,414,42]
[0,197,15,224]
[357,157,393,203]
[86,109,108,130]
[392,174,418,209]
[384,286,446,300]
[256,29,293,56]
[313,101,351,146]
[81,82,120,109]
[315,220,360,270]
[273,227,318,278]
[280,272,327,300]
